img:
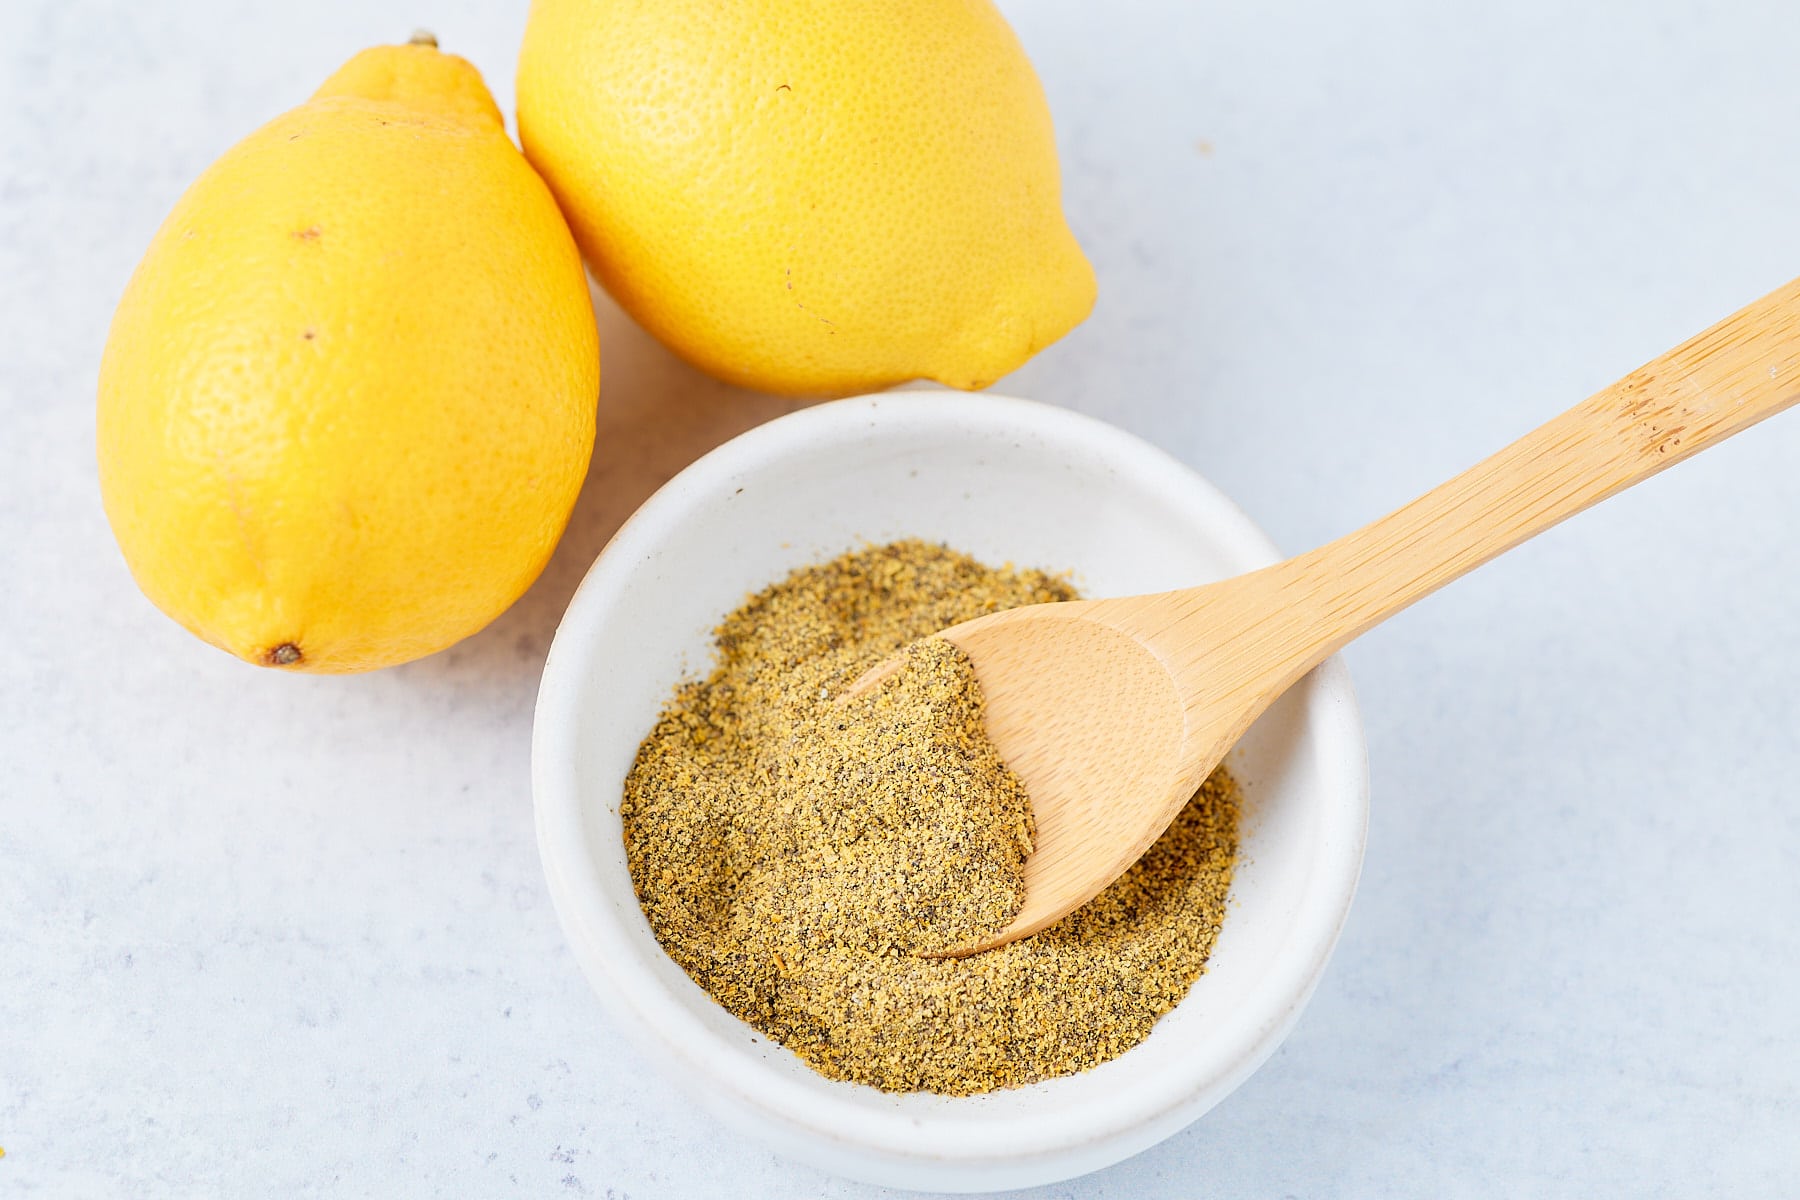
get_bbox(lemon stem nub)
[408,30,438,48]
[268,643,303,666]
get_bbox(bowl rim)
[532,391,1369,1175]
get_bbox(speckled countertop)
[4,0,1798,1196]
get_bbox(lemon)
[516,0,1095,396]
[97,38,600,673]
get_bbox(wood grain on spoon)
[845,274,1800,955]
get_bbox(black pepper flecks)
[621,539,1241,1095]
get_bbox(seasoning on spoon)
[622,539,1240,1094]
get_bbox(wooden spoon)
[846,275,1800,955]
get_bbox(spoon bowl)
[850,600,1197,953]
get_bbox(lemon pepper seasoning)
[622,540,1241,1095]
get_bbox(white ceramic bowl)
[533,393,1368,1192]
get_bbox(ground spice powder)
[622,540,1241,1095]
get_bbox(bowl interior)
[534,394,1367,1189]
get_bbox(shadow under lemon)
[395,280,814,693]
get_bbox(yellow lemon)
[517,0,1095,396]
[98,38,599,673]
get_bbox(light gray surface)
[3,0,1796,1196]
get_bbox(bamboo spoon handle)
[1111,275,1800,713]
